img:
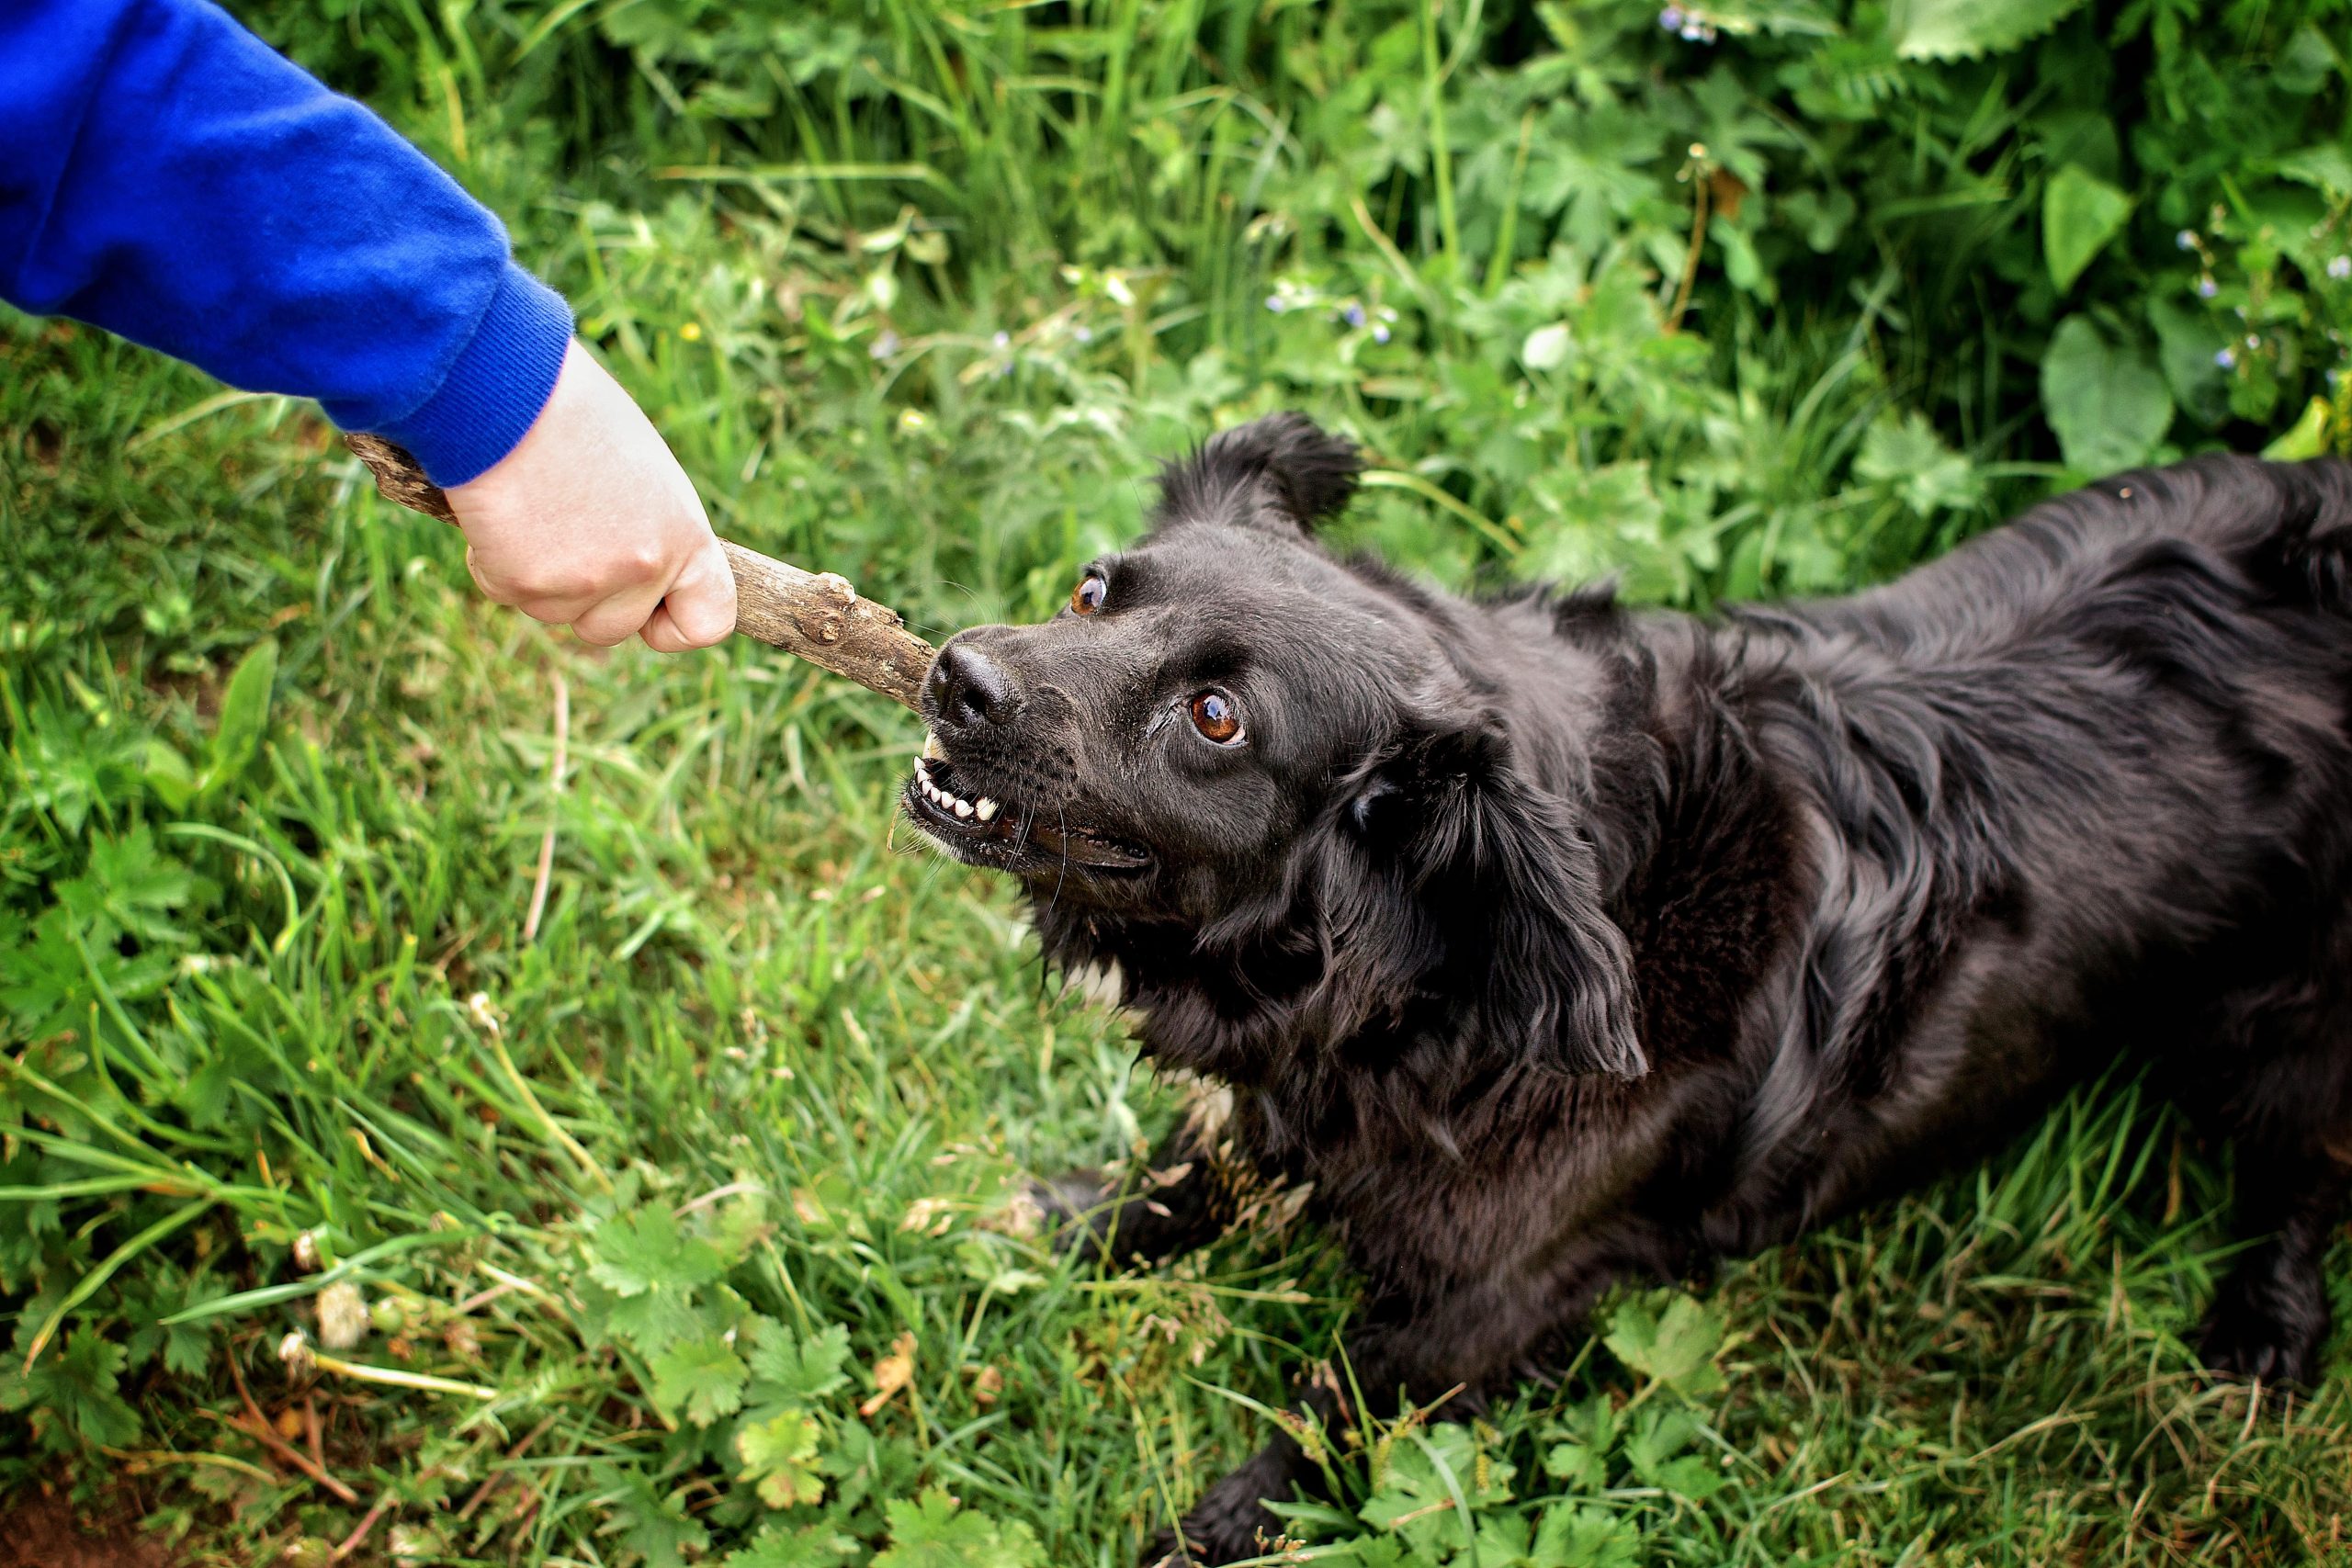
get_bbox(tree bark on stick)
[343,434,936,714]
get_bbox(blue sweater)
[0,0,573,487]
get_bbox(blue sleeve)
[0,0,574,487]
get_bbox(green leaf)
[2040,315,2175,476]
[1889,0,2092,59]
[0,1325,141,1448]
[1359,1425,1513,1557]
[82,826,201,946]
[737,1407,827,1508]
[604,1283,707,1357]
[723,1524,859,1568]
[880,1491,1046,1568]
[1603,1292,1727,1399]
[1532,1504,1641,1568]
[591,1206,727,1298]
[2264,398,2333,462]
[141,739,196,813]
[604,1473,710,1568]
[2041,164,2132,292]
[744,1318,853,1404]
[873,1489,1046,1568]
[2150,299,2233,428]
[1856,412,1984,515]
[198,637,277,798]
[650,1331,750,1427]
[2277,143,2352,199]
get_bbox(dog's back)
[1694,457,2352,1249]
[1724,457,2352,658]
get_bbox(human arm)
[0,0,733,648]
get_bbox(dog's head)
[905,413,1644,1083]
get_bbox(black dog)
[902,414,2352,1563]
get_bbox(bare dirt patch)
[0,1487,175,1568]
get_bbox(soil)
[0,1487,176,1568]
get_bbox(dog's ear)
[1358,712,1647,1078]
[1156,412,1363,535]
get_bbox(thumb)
[639,536,738,652]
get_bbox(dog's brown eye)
[1190,691,1242,744]
[1071,573,1107,615]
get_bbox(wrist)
[368,264,573,489]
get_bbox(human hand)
[443,339,737,650]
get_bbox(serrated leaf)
[650,1332,750,1427]
[1532,1504,1641,1568]
[0,1326,141,1448]
[1856,412,1984,515]
[2041,315,2174,475]
[737,1408,826,1508]
[1889,0,2090,60]
[605,1284,707,1356]
[2042,164,2132,292]
[873,1488,1046,1568]
[745,1318,852,1404]
[723,1523,859,1568]
[1603,1292,1726,1399]
[604,1473,710,1568]
[1542,1438,1607,1490]
[591,1206,727,1297]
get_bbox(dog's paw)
[1139,1452,1295,1566]
[1138,1511,1282,1568]
[2200,1265,2327,1387]
[1029,1169,1114,1258]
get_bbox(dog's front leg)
[1148,1240,1630,1566]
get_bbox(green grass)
[6,0,2352,1562]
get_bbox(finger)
[569,581,670,649]
[465,546,514,605]
[639,602,694,654]
[512,593,603,627]
[648,537,737,650]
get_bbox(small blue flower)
[1343,303,1367,328]
[2176,230,2197,252]
[2215,348,2237,369]
[1073,324,1093,343]
[992,331,1011,349]
[1265,294,1286,313]
[870,329,900,359]
[1373,323,1392,344]
[2330,255,2352,280]
[1659,6,1684,28]
[2197,276,2219,299]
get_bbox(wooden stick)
[344,434,935,713]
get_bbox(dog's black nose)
[929,641,1018,729]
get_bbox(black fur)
[901,416,2352,1564]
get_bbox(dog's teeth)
[975,798,999,822]
[953,798,974,818]
[914,758,932,782]
[923,780,942,801]
[922,733,945,761]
